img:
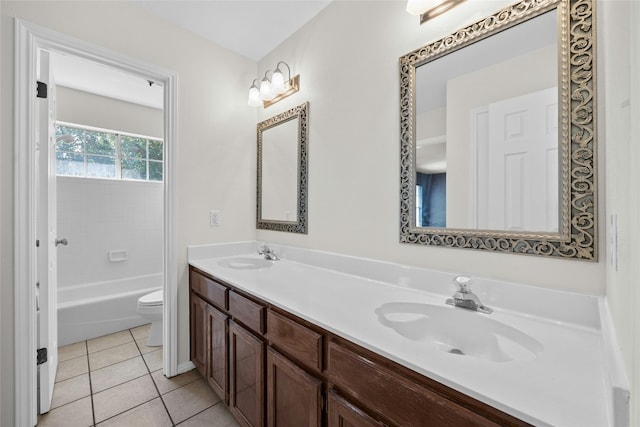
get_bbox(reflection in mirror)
[415,10,558,232]
[262,118,298,222]
[400,0,597,259]
[257,102,308,234]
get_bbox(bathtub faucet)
[445,275,493,314]
[258,244,279,261]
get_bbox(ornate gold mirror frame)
[257,101,309,234]
[399,0,596,260]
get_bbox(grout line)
[85,340,97,427]
[175,400,225,426]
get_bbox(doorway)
[15,19,178,426]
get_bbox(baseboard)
[177,361,196,375]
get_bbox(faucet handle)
[453,275,471,292]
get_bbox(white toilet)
[137,290,163,346]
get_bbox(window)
[55,123,163,181]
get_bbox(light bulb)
[271,68,286,95]
[259,77,273,101]
[248,80,261,107]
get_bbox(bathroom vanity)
[188,243,628,427]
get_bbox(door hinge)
[36,81,48,99]
[36,239,40,247]
[37,347,47,365]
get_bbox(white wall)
[1,2,257,425]
[255,0,605,296]
[57,177,163,288]
[601,1,640,424]
[56,86,163,138]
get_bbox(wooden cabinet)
[189,294,208,376]
[189,266,530,427]
[206,304,228,400]
[229,320,265,427]
[266,347,322,427]
[327,391,382,427]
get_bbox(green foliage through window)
[56,124,163,182]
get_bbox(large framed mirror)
[399,0,596,260]
[257,101,309,233]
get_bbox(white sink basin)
[217,257,273,270]
[375,302,543,363]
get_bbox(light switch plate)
[210,210,220,227]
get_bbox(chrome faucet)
[445,275,493,314]
[258,244,279,261]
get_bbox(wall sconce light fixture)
[248,61,300,108]
[406,0,466,24]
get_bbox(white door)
[36,49,59,414]
[473,87,558,232]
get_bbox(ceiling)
[132,0,332,62]
[51,0,332,110]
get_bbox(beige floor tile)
[91,356,149,393]
[92,375,159,423]
[58,342,87,363]
[56,355,89,383]
[163,379,221,424]
[152,368,201,395]
[135,337,160,355]
[177,402,240,427]
[87,330,134,354]
[37,396,93,427]
[50,373,91,410]
[130,323,151,341]
[89,341,140,371]
[143,348,163,372]
[97,397,172,427]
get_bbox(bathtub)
[57,273,162,346]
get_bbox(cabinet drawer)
[229,291,264,334]
[327,342,502,427]
[266,309,322,373]
[190,269,228,309]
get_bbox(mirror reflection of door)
[261,117,298,222]
[471,87,558,232]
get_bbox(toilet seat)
[138,290,163,307]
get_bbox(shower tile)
[89,341,140,371]
[142,348,163,372]
[37,396,93,427]
[163,379,221,424]
[91,356,148,393]
[152,368,201,395]
[130,323,151,341]
[92,375,159,423]
[50,373,90,410]
[177,402,240,427]
[96,397,172,427]
[56,355,89,383]
[87,330,134,353]
[58,341,87,362]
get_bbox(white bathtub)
[57,273,162,346]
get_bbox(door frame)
[14,19,178,426]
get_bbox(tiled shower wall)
[57,176,163,289]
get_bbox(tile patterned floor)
[38,324,240,427]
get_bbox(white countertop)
[188,242,629,427]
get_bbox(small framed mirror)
[257,101,309,233]
[399,0,596,260]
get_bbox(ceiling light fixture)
[248,61,299,108]
[406,0,466,24]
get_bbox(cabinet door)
[327,391,382,427]
[266,347,322,427]
[229,320,265,427]
[207,304,228,401]
[190,294,208,376]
